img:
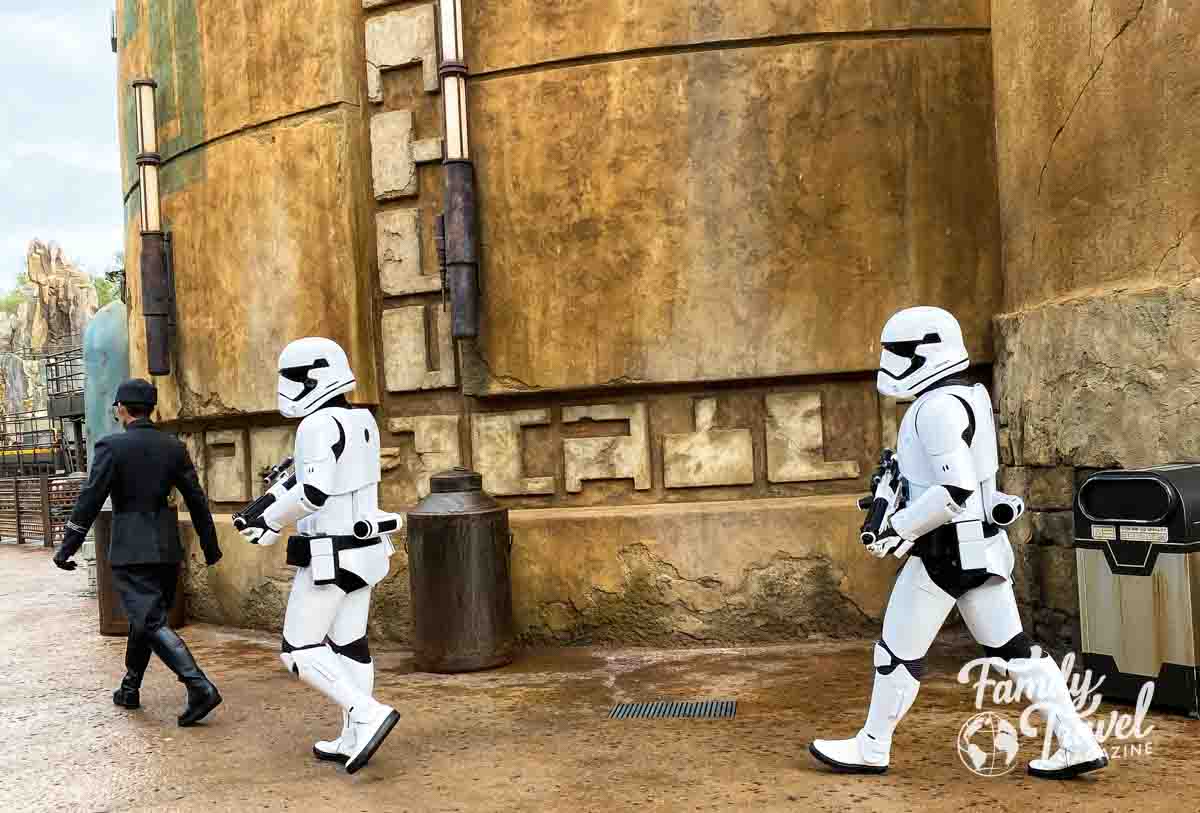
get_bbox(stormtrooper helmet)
[277,337,356,419]
[876,306,969,400]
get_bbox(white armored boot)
[287,645,400,774]
[314,655,374,764]
[810,643,921,773]
[1002,651,1108,779]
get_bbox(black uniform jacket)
[59,419,221,567]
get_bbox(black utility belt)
[913,521,1000,560]
[287,534,381,583]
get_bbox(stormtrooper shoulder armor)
[295,408,381,498]
[912,392,978,492]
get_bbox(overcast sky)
[0,3,122,290]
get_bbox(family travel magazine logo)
[954,649,1156,777]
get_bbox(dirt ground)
[1,544,1196,812]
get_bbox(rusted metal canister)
[406,467,514,672]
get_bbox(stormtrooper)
[809,306,1108,780]
[237,337,403,774]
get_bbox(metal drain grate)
[608,700,737,720]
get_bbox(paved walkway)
[1,544,1195,812]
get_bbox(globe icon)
[957,711,1020,777]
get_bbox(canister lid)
[430,466,483,493]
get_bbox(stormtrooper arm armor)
[889,396,977,542]
[981,477,1025,526]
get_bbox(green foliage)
[103,251,125,305]
[93,276,121,308]
[0,289,23,315]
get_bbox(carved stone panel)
[388,415,462,498]
[377,208,439,295]
[364,3,439,101]
[471,410,555,496]
[369,110,444,201]
[381,305,456,392]
[562,403,651,493]
[765,393,860,483]
[205,429,248,502]
[249,427,296,497]
[370,110,418,200]
[663,398,754,488]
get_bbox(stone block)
[562,403,651,493]
[371,110,419,200]
[387,415,462,498]
[204,430,247,502]
[249,427,296,497]
[364,3,439,101]
[663,398,753,488]
[471,410,555,496]
[1030,511,1074,548]
[765,392,859,483]
[999,466,1075,511]
[411,137,444,164]
[377,209,439,295]
[381,305,457,391]
[1038,545,1080,618]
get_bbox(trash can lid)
[430,466,483,493]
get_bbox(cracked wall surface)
[991,0,1199,652]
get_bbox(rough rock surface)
[24,240,98,351]
[991,0,1200,653]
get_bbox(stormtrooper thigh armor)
[810,307,1105,779]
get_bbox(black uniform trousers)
[112,564,180,679]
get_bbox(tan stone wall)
[116,0,378,420]
[991,0,1200,650]
[464,25,1001,394]
[135,0,1004,646]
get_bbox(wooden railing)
[0,475,85,546]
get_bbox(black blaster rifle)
[233,456,295,531]
[858,449,907,546]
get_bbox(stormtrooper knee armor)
[240,337,402,774]
[809,307,1106,780]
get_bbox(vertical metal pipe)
[133,78,171,375]
[439,1,478,337]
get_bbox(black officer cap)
[113,378,158,407]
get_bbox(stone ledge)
[178,495,892,646]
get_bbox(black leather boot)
[150,626,222,726]
[112,671,142,709]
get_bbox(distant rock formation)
[24,240,99,351]
[0,241,100,415]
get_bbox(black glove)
[206,550,223,567]
[53,546,78,571]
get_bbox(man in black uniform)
[53,378,224,726]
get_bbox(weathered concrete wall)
[116,0,377,420]
[464,8,1000,395]
[991,0,1200,651]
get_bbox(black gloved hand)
[206,550,223,567]
[53,546,78,571]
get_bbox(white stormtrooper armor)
[239,337,402,774]
[810,307,1107,780]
